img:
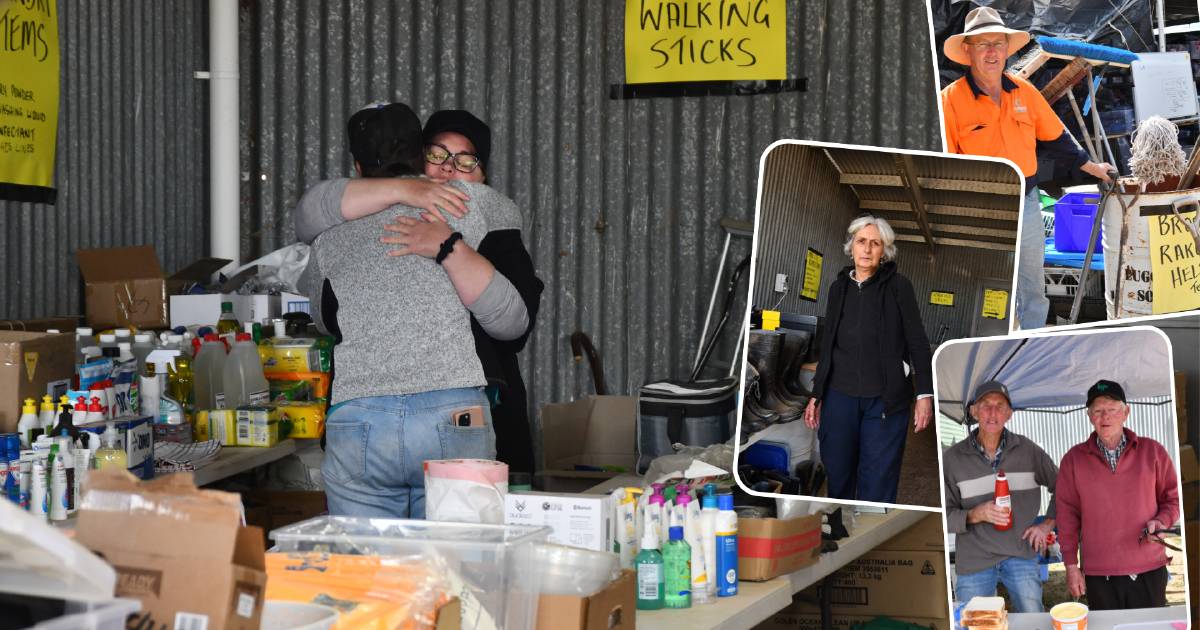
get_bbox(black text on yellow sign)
[981,289,1008,320]
[801,248,822,302]
[625,0,787,84]
[0,0,59,200]
[929,291,954,307]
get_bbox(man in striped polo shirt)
[943,380,1060,612]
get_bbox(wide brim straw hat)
[943,6,1031,66]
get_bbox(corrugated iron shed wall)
[753,144,1014,343]
[237,0,943,432]
[3,1,942,454]
[0,2,209,319]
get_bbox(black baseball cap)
[1086,379,1126,406]
[423,109,492,172]
[971,380,1012,406]
[347,102,423,177]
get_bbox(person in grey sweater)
[943,380,1058,613]
[297,102,526,519]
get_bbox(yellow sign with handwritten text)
[0,0,59,197]
[1149,211,1200,315]
[801,248,822,301]
[930,291,954,306]
[982,289,1008,319]
[625,0,786,83]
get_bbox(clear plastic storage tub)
[270,517,552,630]
[30,598,142,630]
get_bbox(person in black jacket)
[802,215,933,504]
[294,107,544,476]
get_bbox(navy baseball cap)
[971,380,1012,406]
[1086,379,1126,406]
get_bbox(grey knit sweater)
[942,429,1059,575]
[298,180,524,404]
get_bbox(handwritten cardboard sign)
[801,248,822,302]
[624,0,786,84]
[0,0,59,200]
[1149,211,1200,314]
[981,289,1008,319]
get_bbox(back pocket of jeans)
[436,422,495,461]
[324,421,369,484]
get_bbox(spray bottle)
[17,398,39,449]
[635,526,665,610]
[994,470,1013,531]
[144,348,184,424]
[715,493,739,597]
[51,403,80,440]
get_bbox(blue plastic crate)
[742,440,791,472]
[1053,192,1102,253]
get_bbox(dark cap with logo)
[347,102,423,177]
[971,379,1011,406]
[1086,379,1126,406]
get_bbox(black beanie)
[347,102,423,177]
[423,109,492,173]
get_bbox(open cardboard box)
[0,330,75,433]
[0,316,81,332]
[75,469,266,630]
[536,569,635,630]
[538,396,637,493]
[76,246,231,329]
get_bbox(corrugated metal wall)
[752,144,1014,344]
[2,1,942,457]
[236,0,943,434]
[0,2,209,319]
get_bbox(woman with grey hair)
[802,214,934,504]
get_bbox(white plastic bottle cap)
[114,329,131,338]
[135,333,152,343]
[76,327,94,336]
[99,334,116,343]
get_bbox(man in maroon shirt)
[1056,380,1181,609]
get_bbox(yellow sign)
[0,0,59,201]
[981,289,1009,319]
[1149,211,1200,314]
[801,248,822,301]
[930,291,954,306]
[624,0,786,84]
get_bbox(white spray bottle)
[144,348,183,424]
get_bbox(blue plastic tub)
[1053,192,1102,253]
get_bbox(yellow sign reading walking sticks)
[1149,210,1200,314]
[0,0,59,203]
[625,0,786,84]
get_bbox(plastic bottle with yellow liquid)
[94,423,127,471]
[216,302,240,336]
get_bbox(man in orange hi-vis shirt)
[941,7,1113,330]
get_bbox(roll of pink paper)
[423,459,509,524]
[424,459,509,484]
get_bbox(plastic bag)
[229,243,311,294]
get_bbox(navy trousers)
[817,388,909,503]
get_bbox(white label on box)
[504,493,612,551]
[214,392,225,409]
[236,593,256,618]
[248,389,270,405]
[173,612,209,630]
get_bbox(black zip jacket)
[811,261,933,416]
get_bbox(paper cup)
[1050,602,1089,630]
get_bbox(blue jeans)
[1016,186,1050,330]
[322,387,496,519]
[956,556,1044,613]
[817,388,909,504]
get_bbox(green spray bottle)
[635,526,664,610]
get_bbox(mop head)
[1129,116,1187,185]
[1036,36,1139,65]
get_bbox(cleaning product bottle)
[663,525,692,609]
[30,455,48,521]
[145,348,184,425]
[166,334,195,408]
[715,493,739,597]
[671,491,691,530]
[699,491,720,600]
[47,444,67,521]
[98,333,117,356]
[86,397,105,425]
[74,327,94,362]
[54,436,75,513]
[38,395,56,436]
[193,334,228,409]
[94,423,128,471]
[217,301,240,336]
[994,470,1012,531]
[647,493,667,546]
[51,403,80,440]
[114,328,132,343]
[681,493,710,605]
[17,398,39,449]
[223,332,270,408]
[635,527,665,611]
[132,333,155,376]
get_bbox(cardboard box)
[76,470,267,630]
[505,491,613,551]
[758,610,949,630]
[241,490,326,547]
[874,513,946,553]
[799,550,950,619]
[536,569,635,630]
[169,292,310,329]
[739,513,823,581]
[0,330,75,433]
[538,396,637,493]
[1180,444,1198,484]
[0,316,81,332]
[77,246,171,329]
[1175,371,1188,445]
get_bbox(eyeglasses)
[1087,407,1125,419]
[969,40,1008,51]
[424,144,480,173]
